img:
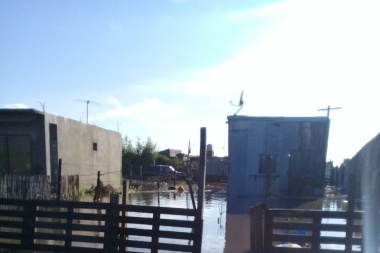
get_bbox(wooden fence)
[0,197,202,253]
[0,175,79,200]
[250,203,377,253]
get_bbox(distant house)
[0,109,122,190]
[159,149,183,159]
[206,156,229,180]
[227,116,329,212]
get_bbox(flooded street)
[123,185,355,253]
[125,187,228,253]
[1,185,358,253]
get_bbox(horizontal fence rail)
[250,203,378,253]
[0,197,202,253]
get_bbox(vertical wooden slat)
[151,210,160,253]
[104,194,119,251]
[311,215,322,251]
[250,203,265,253]
[192,127,207,253]
[250,206,255,252]
[65,206,73,247]
[346,174,355,253]
[21,200,35,246]
[57,159,62,200]
[264,208,273,252]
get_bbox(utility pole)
[187,141,191,176]
[318,105,342,178]
[318,105,342,119]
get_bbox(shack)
[227,115,329,213]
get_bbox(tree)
[122,136,158,177]
[154,153,181,169]
[122,136,188,178]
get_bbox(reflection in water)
[128,188,352,252]
[127,189,227,253]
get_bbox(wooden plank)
[0,231,23,240]
[0,220,24,229]
[0,197,200,253]
[34,233,105,244]
[0,209,24,217]
[271,247,310,253]
[158,218,197,228]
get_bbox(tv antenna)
[318,105,342,119]
[230,90,244,115]
[37,101,45,113]
[76,99,99,124]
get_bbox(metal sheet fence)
[0,175,79,200]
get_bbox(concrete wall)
[45,113,122,189]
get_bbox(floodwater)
[3,185,360,253]
[125,187,360,253]
[126,187,228,253]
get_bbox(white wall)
[45,113,122,189]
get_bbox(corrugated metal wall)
[227,116,329,206]
[0,135,31,175]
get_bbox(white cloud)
[157,0,380,161]
[93,97,183,123]
[106,96,122,107]
[93,0,380,161]
[2,104,29,109]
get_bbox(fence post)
[93,171,101,202]
[119,180,129,251]
[21,200,36,247]
[250,205,255,252]
[345,174,356,252]
[104,194,119,251]
[263,206,272,252]
[250,203,265,253]
[311,215,322,251]
[193,127,206,253]
[65,206,74,248]
[57,159,62,200]
[151,210,160,253]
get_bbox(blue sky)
[1,0,380,165]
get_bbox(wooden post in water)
[93,171,101,202]
[186,178,196,209]
[197,127,206,216]
[194,127,206,253]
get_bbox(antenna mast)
[318,105,342,119]
[230,90,244,115]
[76,99,99,124]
